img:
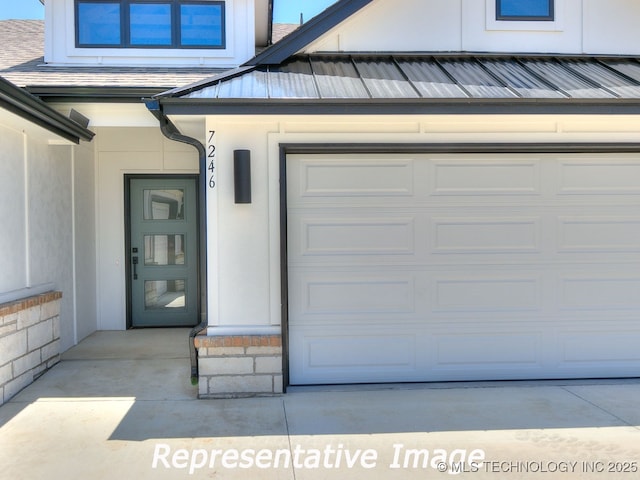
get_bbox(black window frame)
[74,0,226,49]
[496,0,555,21]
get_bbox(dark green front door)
[128,177,198,327]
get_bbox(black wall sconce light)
[234,149,252,204]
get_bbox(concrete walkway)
[1,329,640,479]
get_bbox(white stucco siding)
[27,143,72,290]
[308,0,464,53]
[27,143,75,350]
[0,123,28,293]
[582,0,640,55]
[303,0,640,55]
[74,141,98,341]
[204,119,281,332]
[0,108,97,351]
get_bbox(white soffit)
[49,103,161,128]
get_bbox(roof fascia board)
[245,0,375,66]
[158,98,640,116]
[0,77,95,143]
[27,86,168,103]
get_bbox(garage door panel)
[307,336,415,368]
[297,275,416,315]
[431,216,542,254]
[559,275,640,311]
[297,216,417,256]
[289,156,418,202]
[289,269,424,324]
[430,158,542,196]
[289,328,420,384]
[558,216,640,253]
[433,275,542,312]
[288,210,432,264]
[433,332,542,368]
[560,330,640,363]
[558,158,640,195]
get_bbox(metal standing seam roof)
[172,54,640,102]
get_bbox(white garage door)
[287,152,640,385]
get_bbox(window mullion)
[174,0,180,48]
[123,0,130,47]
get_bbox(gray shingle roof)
[0,20,226,90]
[271,23,300,44]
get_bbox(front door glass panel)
[144,234,185,265]
[143,189,185,220]
[144,280,186,309]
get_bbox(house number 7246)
[207,130,216,189]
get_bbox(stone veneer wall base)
[194,334,283,399]
[0,291,62,406]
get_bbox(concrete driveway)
[1,329,640,479]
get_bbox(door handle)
[132,256,138,280]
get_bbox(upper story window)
[496,0,554,21]
[75,1,225,48]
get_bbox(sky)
[274,0,337,23]
[0,0,44,20]
[0,0,338,23]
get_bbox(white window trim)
[63,0,235,63]
[486,0,564,32]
